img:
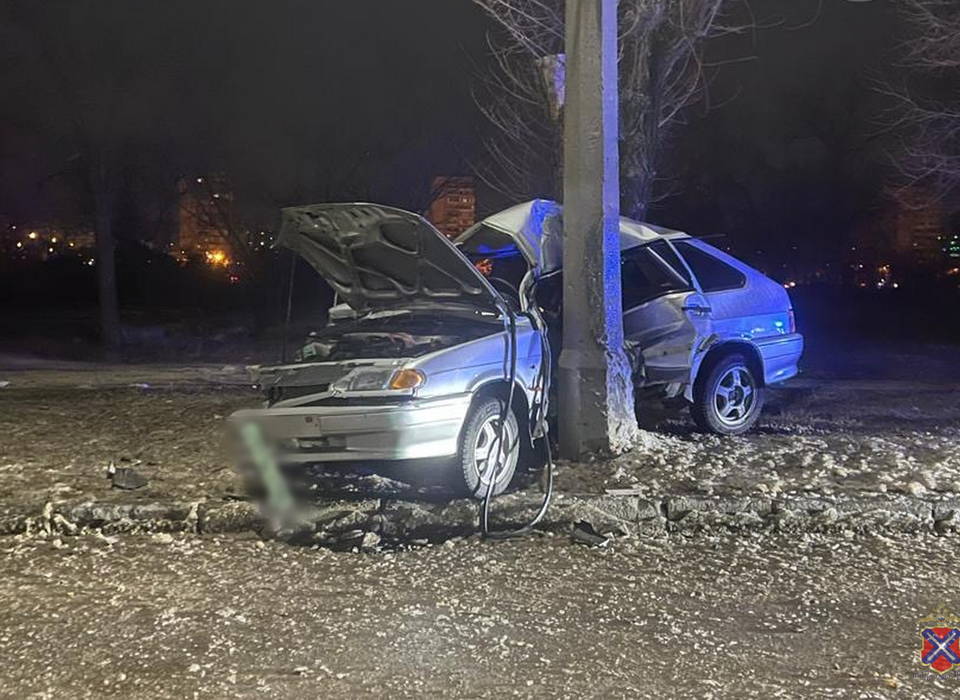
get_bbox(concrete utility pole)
[559,0,638,459]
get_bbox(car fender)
[684,337,764,402]
[409,325,542,410]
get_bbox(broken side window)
[620,246,694,310]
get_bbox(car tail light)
[787,309,796,334]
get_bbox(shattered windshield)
[457,224,529,292]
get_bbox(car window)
[621,246,693,309]
[457,224,516,258]
[675,241,746,292]
[457,224,528,291]
[533,270,563,317]
[647,240,691,288]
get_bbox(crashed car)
[231,200,803,497]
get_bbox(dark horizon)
[0,0,957,338]
[0,2,933,237]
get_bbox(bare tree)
[2,2,185,346]
[881,0,960,201]
[473,0,747,219]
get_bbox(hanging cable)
[279,250,297,363]
[479,278,555,539]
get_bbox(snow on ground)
[2,531,955,697]
[560,377,960,499]
[1,342,958,508]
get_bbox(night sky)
[0,0,900,258]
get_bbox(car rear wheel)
[691,354,764,435]
[455,396,520,499]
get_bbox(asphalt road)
[1,531,956,698]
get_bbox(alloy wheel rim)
[713,365,756,426]
[473,415,518,484]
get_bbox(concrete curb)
[2,490,958,542]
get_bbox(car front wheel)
[455,396,520,499]
[691,354,764,435]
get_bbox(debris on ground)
[107,462,149,490]
[570,520,609,547]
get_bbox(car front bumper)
[229,393,473,463]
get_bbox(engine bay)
[295,309,502,362]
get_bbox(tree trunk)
[623,38,663,221]
[558,0,639,459]
[92,161,121,347]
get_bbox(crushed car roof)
[457,199,689,274]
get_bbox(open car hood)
[277,203,502,312]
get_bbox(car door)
[672,239,750,340]
[621,240,713,386]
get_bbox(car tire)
[691,353,764,435]
[455,396,520,499]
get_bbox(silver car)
[231,200,803,496]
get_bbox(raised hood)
[277,202,502,312]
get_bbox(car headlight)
[330,367,396,393]
[329,367,425,393]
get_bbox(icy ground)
[0,531,955,697]
[560,377,960,499]
[0,341,957,508]
[0,343,958,697]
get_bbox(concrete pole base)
[558,347,640,459]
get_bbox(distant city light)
[205,249,230,267]
[28,232,38,240]
[50,237,57,243]
[15,242,22,248]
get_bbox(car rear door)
[671,240,748,339]
[621,240,713,386]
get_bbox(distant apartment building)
[426,176,476,239]
[888,186,947,264]
[177,176,235,265]
[944,233,960,260]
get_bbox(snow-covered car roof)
[456,199,689,275]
